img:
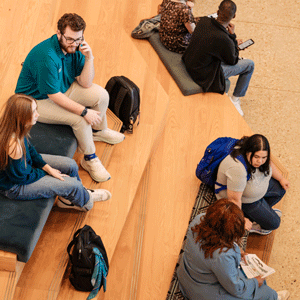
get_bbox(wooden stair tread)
[56,30,170,300]
[98,85,289,300]
[11,111,121,300]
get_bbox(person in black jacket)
[182,0,254,116]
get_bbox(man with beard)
[15,13,124,182]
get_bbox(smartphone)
[238,39,254,50]
[207,12,218,18]
[76,45,80,51]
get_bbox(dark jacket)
[182,17,239,94]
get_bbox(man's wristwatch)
[80,107,88,117]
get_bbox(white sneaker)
[274,208,282,218]
[87,189,111,202]
[57,196,90,211]
[277,290,290,300]
[93,128,125,144]
[80,157,111,182]
[230,97,244,116]
[249,222,272,235]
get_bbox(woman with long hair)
[0,94,111,211]
[177,199,289,299]
[216,134,289,234]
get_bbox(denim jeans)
[2,154,90,207]
[242,178,286,230]
[221,58,254,97]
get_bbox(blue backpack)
[196,137,251,194]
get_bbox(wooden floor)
[0,0,288,300]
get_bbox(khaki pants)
[37,81,109,154]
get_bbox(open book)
[240,254,275,278]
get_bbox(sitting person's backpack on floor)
[67,225,109,299]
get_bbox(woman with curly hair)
[177,199,289,299]
[216,134,289,234]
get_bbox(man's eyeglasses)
[62,34,84,44]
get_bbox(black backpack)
[105,76,140,133]
[67,225,109,293]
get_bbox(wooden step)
[99,89,289,300]
[12,110,122,300]
[56,30,169,300]
[95,88,259,300]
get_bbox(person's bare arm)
[8,139,22,160]
[227,189,252,231]
[76,41,94,88]
[270,161,290,190]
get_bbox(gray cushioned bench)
[148,32,230,96]
[0,122,77,262]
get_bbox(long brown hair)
[0,94,36,170]
[192,199,245,258]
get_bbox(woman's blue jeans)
[3,154,90,207]
[242,178,286,230]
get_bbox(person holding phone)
[183,0,255,116]
[15,13,125,183]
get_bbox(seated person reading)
[177,198,290,300]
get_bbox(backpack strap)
[114,86,129,117]
[214,182,227,194]
[67,239,76,260]
[236,154,251,181]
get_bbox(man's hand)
[79,41,94,60]
[83,109,102,125]
[245,217,253,231]
[237,39,243,45]
[227,22,235,34]
[255,276,265,287]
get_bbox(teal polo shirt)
[15,34,85,100]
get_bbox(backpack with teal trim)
[196,137,251,194]
[67,225,109,298]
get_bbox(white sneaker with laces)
[87,189,112,202]
[230,97,244,116]
[277,290,290,300]
[93,128,125,144]
[57,188,111,211]
[249,222,272,235]
[57,196,90,211]
[80,157,111,182]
